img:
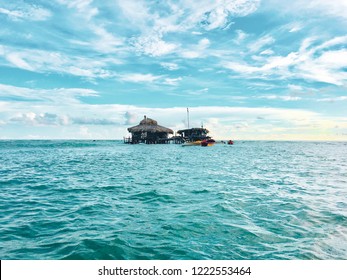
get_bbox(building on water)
[124,116,174,144]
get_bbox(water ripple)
[0,140,346,259]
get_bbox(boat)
[178,127,215,147]
[179,108,215,147]
[181,140,202,146]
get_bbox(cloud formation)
[224,36,347,86]
[0,4,51,21]
[10,112,68,126]
[0,0,346,140]
[119,0,260,57]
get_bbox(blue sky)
[0,0,347,140]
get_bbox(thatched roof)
[128,116,173,134]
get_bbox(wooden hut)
[124,116,174,144]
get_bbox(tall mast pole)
[187,108,189,129]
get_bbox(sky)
[0,0,347,140]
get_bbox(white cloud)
[262,52,298,71]
[202,6,230,30]
[302,0,347,21]
[55,2,123,54]
[258,95,302,101]
[288,84,304,91]
[298,49,347,86]
[0,46,116,79]
[264,0,347,22]
[317,50,347,68]
[89,25,124,53]
[187,0,260,31]
[224,61,259,74]
[317,96,347,102]
[119,73,163,83]
[313,36,347,53]
[124,111,138,125]
[118,0,260,33]
[116,0,151,29]
[10,112,69,126]
[0,5,51,21]
[223,35,347,86]
[260,49,274,56]
[180,38,211,59]
[78,126,92,138]
[5,53,34,71]
[163,77,182,86]
[222,0,260,16]
[288,22,304,33]
[160,62,179,71]
[1,87,346,140]
[117,0,260,58]
[0,83,98,104]
[192,88,209,95]
[71,117,119,125]
[234,30,248,44]
[198,38,211,48]
[119,73,182,85]
[181,50,200,59]
[57,0,98,20]
[132,34,178,56]
[0,8,22,19]
[248,34,275,53]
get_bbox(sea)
[0,140,346,260]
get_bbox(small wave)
[128,190,174,203]
[191,189,209,194]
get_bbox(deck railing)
[123,136,184,144]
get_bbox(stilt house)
[125,116,174,144]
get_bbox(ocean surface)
[0,140,346,260]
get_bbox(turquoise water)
[0,140,346,260]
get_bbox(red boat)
[227,140,234,145]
